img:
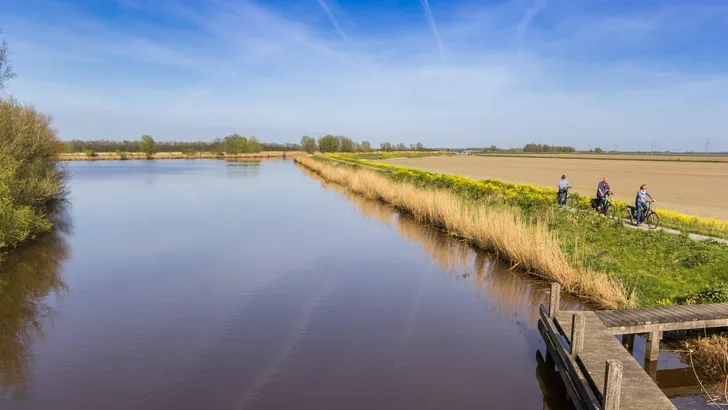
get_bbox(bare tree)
[0,29,16,91]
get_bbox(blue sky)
[2,0,728,150]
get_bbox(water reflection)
[331,181,582,325]
[224,160,261,179]
[0,222,70,398]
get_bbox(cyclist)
[635,184,656,225]
[596,177,613,214]
[558,175,571,206]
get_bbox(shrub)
[84,149,97,158]
[115,149,127,160]
[0,98,66,253]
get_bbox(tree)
[594,147,603,154]
[318,135,341,153]
[301,135,317,153]
[380,142,392,152]
[395,143,407,151]
[415,142,424,151]
[338,136,354,152]
[247,137,262,153]
[489,145,497,152]
[0,29,15,91]
[140,135,157,158]
[362,141,371,152]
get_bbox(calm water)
[0,159,715,409]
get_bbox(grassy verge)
[309,154,728,307]
[325,153,728,240]
[297,155,628,309]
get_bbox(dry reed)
[295,155,628,309]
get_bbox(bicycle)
[627,200,660,229]
[557,187,573,208]
[591,192,617,220]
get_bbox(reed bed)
[295,155,628,309]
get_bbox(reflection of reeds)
[323,170,583,324]
[296,156,627,309]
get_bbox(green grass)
[546,210,728,306]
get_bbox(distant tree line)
[523,144,576,153]
[63,137,301,154]
[300,135,426,154]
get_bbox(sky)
[1,0,728,151]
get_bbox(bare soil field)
[379,156,728,220]
[476,153,728,162]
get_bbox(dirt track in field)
[378,156,728,220]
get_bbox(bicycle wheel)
[606,203,618,221]
[645,212,659,229]
[565,195,573,208]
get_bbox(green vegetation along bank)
[319,153,728,307]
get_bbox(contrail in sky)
[316,0,350,43]
[420,0,446,62]
[516,0,547,53]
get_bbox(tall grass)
[0,97,66,256]
[295,155,628,309]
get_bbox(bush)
[0,98,66,253]
[84,149,97,158]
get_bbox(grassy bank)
[296,155,628,309]
[326,153,728,240]
[302,155,728,307]
[1,98,67,260]
[56,151,305,161]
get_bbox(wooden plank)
[604,318,728,335]
[538,321,585,409]
[539,306,601,410]
[556,311,676,410]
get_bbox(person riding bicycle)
[558,175,571,206]
[596,177,613,215]
[635,184,656,225]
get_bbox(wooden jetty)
[539,283,728,409]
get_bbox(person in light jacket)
[558,175,571,206]
[635,184,656,224]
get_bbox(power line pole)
[706,138,710,154]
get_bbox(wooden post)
[571,313,585,356]
[549,283,561,318]
[603,360,623,410]
[645,330,661,362]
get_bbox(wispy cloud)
[2,0,728,151]
[419,0,446,62]
[515,0,547,53]
[316,0,350,43]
